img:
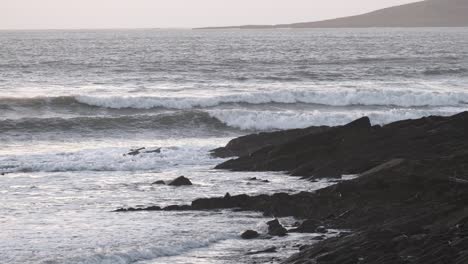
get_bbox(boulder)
[267,219,288,236]
[168,176,192,186]
[241,230,260,239]
[152,180,166,185]
[316,226,328,233]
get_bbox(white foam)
[75,87,468,109]
[45,233,233,264]
[208,107,466,130]
[0,144,223,173]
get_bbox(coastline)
[118,112,468,263]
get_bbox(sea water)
[1,28,467,263]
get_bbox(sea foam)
[208,107,465,130]
[74,88,468,109]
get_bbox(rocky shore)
[117,112,468,263]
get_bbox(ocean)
[1,28,468,263]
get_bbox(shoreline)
[119,112,468,263]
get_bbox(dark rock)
[152,180,166,185]
[168,176,192,186]
[267,219,288,237]
[118,113,468,264]
[114,205,161,212]
[290,219,321,233]
[126,147,146,156]
[163,205,191,211]
[145,148,161,154]
[216,113,468,179]
[125,147,161,156]
[241,230,260,239]
[246,247,277,255]
[299,245,309,251]
[315,226,327,233]
[210,126,329,158]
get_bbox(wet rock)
[267,219,288,237]
[290,219,321,233]
[152,180,166,185]
[299,245,310,251]
[145,148,161,154]
[126,147,146,156]
[315,226,328,234]
[114,205,161,212]
[246,246,277,255]
[216,113,468,179]
[210,126,329,158]
[241,230,260,239]
[163,205,191,211]
[313,235,326,241]
[119,113,468,264]
[125,147,161,156]
[168,176,192,186]
[247,177,270,183]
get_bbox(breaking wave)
[2,87,468,113]
[207,107,466,130]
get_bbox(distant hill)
[198,0,468,29]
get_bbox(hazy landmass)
[198,0,468,29]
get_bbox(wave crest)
[2,87,467,113]
[75,89,468,109]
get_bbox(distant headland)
[197,0,468,29]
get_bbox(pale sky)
[0,0,421,29]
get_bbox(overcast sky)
[1,0,421,29]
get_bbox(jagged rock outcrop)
[116,113,468,264]
[216,112,468,179]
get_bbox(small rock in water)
[152,180,166,185]
[267,219,288,236]
[316,226,328,233]
[246,246,277,255]
[241,230,260,239]
[126,147,146,156]
[168,176,193,186]
[290,219,321,233]
[125,147,161,156]
[145,147,161,154]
